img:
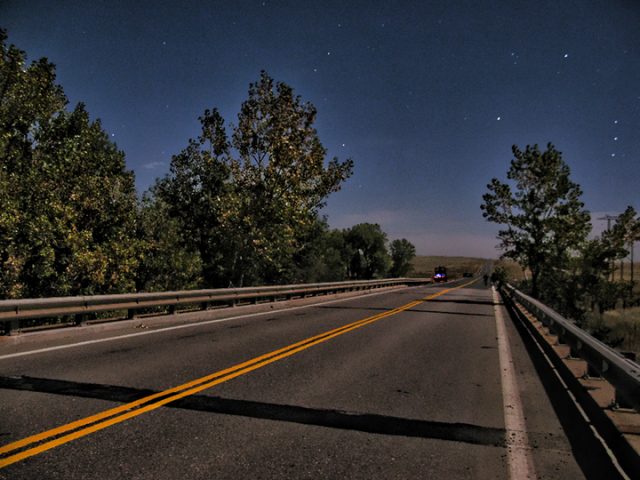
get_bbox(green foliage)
[153,108,230,286]
[481,143,590,297]
[410,256,486,279]
[1,30,391,298]
[583,313,625,349]
[490,265,508,287]
[603,206,640,259]
[1,29,67,298]
[602,307,640,357]
[389,238,416,277]
[0,31,139,298]
[227,71,354,285]
[287,218,351,283]
[154,71,354,287]
[572,207,639,316]
[135,193,203,292]
[344,223,391,279]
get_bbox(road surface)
[0,281,617,479]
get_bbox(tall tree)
[154,108,231,286]
[136,193,203,292]
[0,31,139,298]
[228,71,354,285]
[390,238,416,277]
[28,104,139,296]
[155,71,354,287]
[344,223,391,279]
[481,143,590,298]
[0,29,67,298]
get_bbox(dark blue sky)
[3,0,639,257]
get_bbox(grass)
[494,259,528,282]
[609,261,640,283]
[408,256,527,282]
[602,307,640,358]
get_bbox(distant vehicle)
[462,272,473,278]
[433,266,448,283]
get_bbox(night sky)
[2,0,639,257]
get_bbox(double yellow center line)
[0,280,476,468]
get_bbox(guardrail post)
[615,389,633,409]
[587,360,603,378]
[569,339,582,358]
[556,326,567,344]
[168,304,177,315]
[75,313,88,326]
[4,319,20,336]
[200,301,210,311]
[127,308,136,320]
[615,352,637,409]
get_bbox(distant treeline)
[0,31,415,299]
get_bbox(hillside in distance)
[409,256,528,281]
[408,256,486,279]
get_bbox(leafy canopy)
[344,223,391,279]
[154,71,354,287]
[390,238,416,277]
[481,143,590,297]
[0,30,139,298]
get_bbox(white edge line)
[0,286,423,361]
[509,294,632,480]
[492,286,537,480]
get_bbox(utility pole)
[631,239,635,285]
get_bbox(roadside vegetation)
[0,31,416,300]
[4,28,636,356]
[602,305,640,356]
[482,143,640,356]
[494,259,527,282]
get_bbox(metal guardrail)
[502,283,640,412]
[0,278,431,335]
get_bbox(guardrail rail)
[502,283,640,412]
[501,283,640,478]
[0,278,431,335]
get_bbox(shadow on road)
[0,375,505,448]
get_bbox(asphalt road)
[0,281,613,479]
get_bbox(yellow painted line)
[0,279,477,468]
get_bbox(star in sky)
[4,0,637,258]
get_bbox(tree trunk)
[531,267,540,298]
